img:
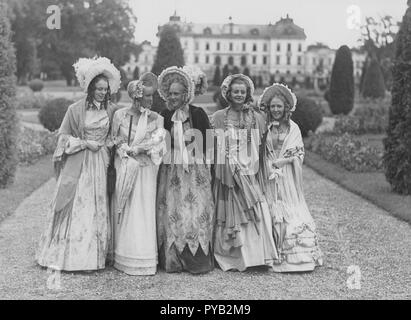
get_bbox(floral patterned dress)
[156,106,215,274]
[36,106,110,271]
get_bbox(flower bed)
[17,126,57,165]
[305,132,383,172]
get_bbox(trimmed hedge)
[38,98,73,132]
[361,58,386,99]
[329,45,355,115]
[0,2,18,188]
[28,79,44,92]
[291,95,323,137]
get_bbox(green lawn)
[304,150,411,224]
[0,155,54,224]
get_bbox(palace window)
[277,43,281,52]
[298,43,302,52]
[287,43,291,52]
[287,56,291,65]
[242,43,246,51]
[297,56,302,65]
[206,55,210,64]
[253,44,257,52]
[195,42,199,51]
[206,43,210,51]
[229,43,233,51]
[276,55,280,64]
[217,42,220,51]
[252,56,257,64]
[263,44,268,52]
[195,55,199,63]
[263,56,267,65]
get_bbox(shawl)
[52,98,116,217]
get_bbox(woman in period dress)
[110,73,166,276]
[258,83,323,272]
[156,66,215,274]
[36,57,120,271]
[210,74,278,272]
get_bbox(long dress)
[156,104,215,274]
[110,106,166,276]
[211,106,278,272]
[259,119,323,272]
[36,100,112,271]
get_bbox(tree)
[133,66,140,80]
[361,58,386,98]
[360,15,400,90]
[329,45,355,115]
[222,64,230,80]
[151,25,184,76]
[0,1,18,187]
[11,0,138,85]
[383,1,411,195]
[151,24,184,113]
[213,66,221,86]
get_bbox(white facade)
[121,41,157,79]
[129,14,367,87]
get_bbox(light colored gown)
[211,106,278,272]
[111,106,165,275]
[260,120,323,272]
[36,105,110,271]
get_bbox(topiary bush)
[329,45,355,115]
[28,78,44,92]
[383,2,411,194]
[213,88,229,109]
[16,91,49,109]
[291,95,323,137]
[361,58,386,99]
[38,98,73,132]
[0,1,18,188]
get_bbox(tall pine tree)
[151,25,184,75]
[362,58,386,99]
[0,0,18,187]
[329,45,355,115]
[383,1,411,194]
[151,25,185,113]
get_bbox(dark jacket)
[161,104,212,157]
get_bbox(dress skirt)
[156,163,215,274]
[36,147,110,271]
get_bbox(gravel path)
[0,167,410,300]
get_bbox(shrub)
[305,133,383,172]
[17,126,57,165]
[28,79,44,92]
[383,3,411,194]
[329,45,355,115]
[111,91,122,104]
[0,2,18,187]
[151,25,184,76]
[213,89,229,109]
[361,58,386,99]
[38,98,73,132]
[291,95,323,137]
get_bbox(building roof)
[160,13,306,40]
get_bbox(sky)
[129,0,408,49]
